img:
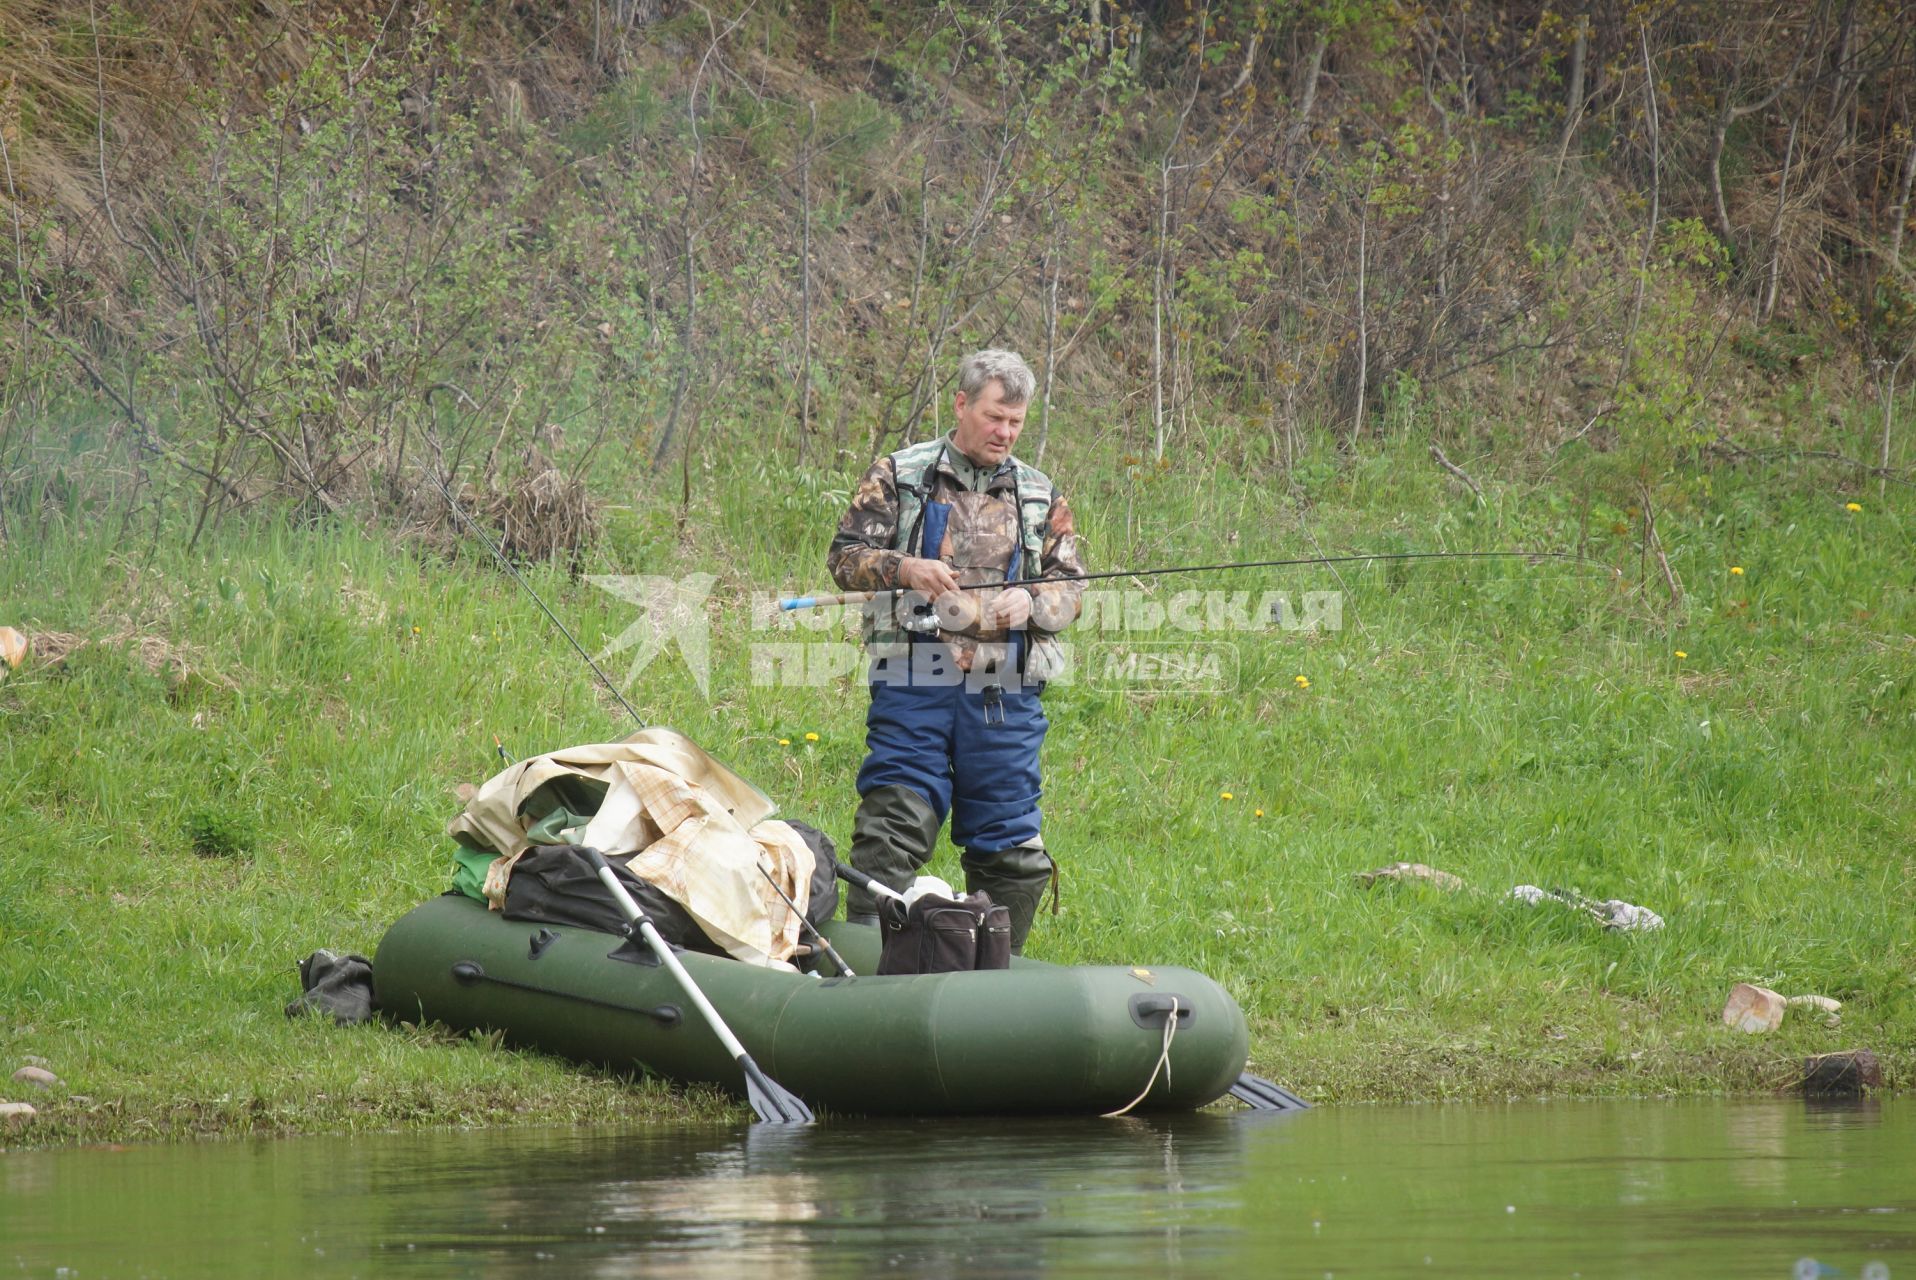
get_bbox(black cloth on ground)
[285,949,376,1025]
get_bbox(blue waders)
[844,501,1056,952]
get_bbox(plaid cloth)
[449,729,816,969]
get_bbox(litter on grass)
[1722,983,1843,1033]
[1354,862,1466,891]
[1510,884,1665,932]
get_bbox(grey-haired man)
[826,350,1086,952]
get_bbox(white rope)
[1101,997,1180,1118]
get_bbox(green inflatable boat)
[373,893,1253,1116]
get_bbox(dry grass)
[470,461,599,566]
[22,624,213,682]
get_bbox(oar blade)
[1228,1072,1311,1112]
[741,1054,815,1124]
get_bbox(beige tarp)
[447,728,815,970]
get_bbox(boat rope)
[1101,996,1181,1119]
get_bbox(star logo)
[588,574,718,697]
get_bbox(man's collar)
[938,434,1013,487]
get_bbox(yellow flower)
[1254,808,1265,818]
[778,738,790,746]
[1729,566,1744,576]
[1294,675,1310,688]
[804,732,820,742]
[411,625,421,635]
[1845,502,1862,512]
[1674,650,1688,659]
[1220,791,1234,801]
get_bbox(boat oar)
[1227,1072,1311,1112]
[581,847,814,1124]
[832,861,908,905]
[757,861,856,977]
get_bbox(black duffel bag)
[503,825,842,960]
[876,891,1011,975]
[503,843,724,954]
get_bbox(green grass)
[1,432,1910,1144]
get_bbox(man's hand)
[989,587,1033,630]
[897,556,961,599]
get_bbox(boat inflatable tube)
[373,894,1250,1116]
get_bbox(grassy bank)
[2,433,1911,1145]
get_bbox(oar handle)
[832,861,908,903]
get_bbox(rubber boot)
[845,784,941,925]
[961,841,1055,955]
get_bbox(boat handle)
[1129,993,1195,1030]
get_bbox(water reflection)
[551,1114,1264,1279]
[4,1101,1909,1279]
[1726,1101,1792,1194]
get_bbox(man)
[827,349,1085,953]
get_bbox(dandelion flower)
[1730,566,1744,576]
[411,625,421,635]
[1294,675,1310,688]
[1254,808,1265,818]
[1674,650,1688,659]
[778,738,790,746]
[1846,502,1862,513]
[1220,791,1234,801]
[804,732,820,742]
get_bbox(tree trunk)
[1708,97,1736,250]
[1351,157,1375,447]
[797,102,815,465]
[1555,15,1588,175]
[1037,216,1061,466]
[1152,160,1169,461]
[1618,23,1661,397]
[1761,118,1799,323]
[1284,33,1329,156]
[1890,139,1916,271]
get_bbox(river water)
[4,1099,1908,1278]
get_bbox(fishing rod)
[758,862,858,977]
[777,549,1610,612]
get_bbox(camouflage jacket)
[828,435,1085,677]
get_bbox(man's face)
[951,381,1027,468]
